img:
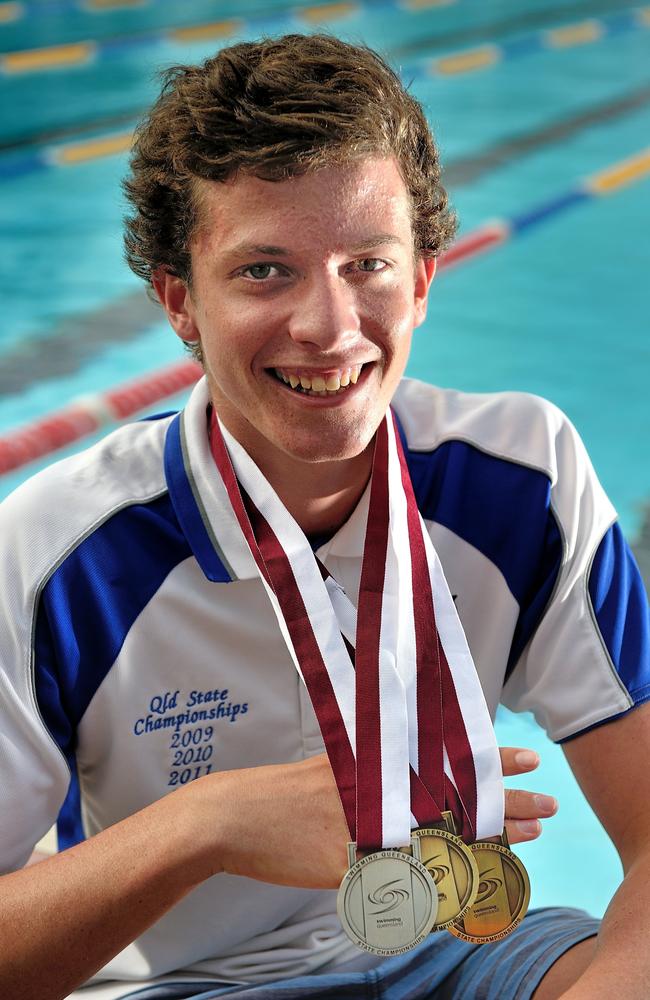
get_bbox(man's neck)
[259,447,374,537]
[209,395,376,536]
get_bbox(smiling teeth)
[274,365,363,394]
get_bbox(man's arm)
[555,701,650,999]
[0,749,549,1000]
[0,756,350,1000]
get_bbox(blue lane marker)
[509,187,590,234]
[500,35,545,60]
[603,11,641,37]
[399,62,429,84]
[0,152,48,180]
[100,33,163,56]
[246,14,293,33]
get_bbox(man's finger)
[506,819,542,845]
[505,787,558,820]
[500,746,540,777]
[502,787,558,844]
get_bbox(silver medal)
[337,839,438,956]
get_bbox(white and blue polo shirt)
[0,376,647,986]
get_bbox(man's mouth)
[271,364,364,397]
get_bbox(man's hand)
[203,746,555,891]
[199,755,351,889]
[500,746,558,844]
[0,744,557,1000]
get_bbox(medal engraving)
[449,840,530,944]
[413,827,479,930]
[337,846,438,956]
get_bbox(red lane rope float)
[103,360,202,419]
[438,221,510,270]
[0,359,202,476]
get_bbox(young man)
[0,34,648,1000]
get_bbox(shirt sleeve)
[500,409,650,742]
[0,482,71,873]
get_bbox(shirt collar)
[164,377,372,581]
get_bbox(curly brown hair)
[123,33,456,291]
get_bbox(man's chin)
[280,437,372,465]
[215,397,381,470]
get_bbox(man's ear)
[152,269,200,345]
[413,256,437,329]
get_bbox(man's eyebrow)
[351,234,404,252]
[227,243,290,258]
[223,235,404,261]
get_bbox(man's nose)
[287,275,360,350]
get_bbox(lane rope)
[0,360,201,475]
[1,3,646,79]
[1,6,647,184]
[0,142,648,478]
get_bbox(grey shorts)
[110,907,599,1000]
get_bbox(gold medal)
[413,811,479,931]
[448,830,530,944]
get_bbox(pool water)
[1,0,649,918]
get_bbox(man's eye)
[356,258,386,272]
[243,263,279,280]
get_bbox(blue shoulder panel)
[403,440,563,678]
[404,441,650,701]
[33,492,194,848]
[164,414,233,583]
[589,522,650,703]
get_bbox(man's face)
[163,157,433,472]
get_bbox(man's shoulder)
[393,377,575,481]
[0,413,175,590]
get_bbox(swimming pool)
[1,0,648,918]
